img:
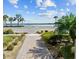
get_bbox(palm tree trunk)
[5,21,7,26]
[10,21,12,26]
[4,21,6,26]
[17,21,19,26]
[22,21,23,26]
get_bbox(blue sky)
[4,0,76,23]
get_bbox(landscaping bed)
[3,33,26,59]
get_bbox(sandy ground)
[16,34,53,59]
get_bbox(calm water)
[4,24,55,33]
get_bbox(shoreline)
[3,26,55,34]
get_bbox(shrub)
[41,32,70,46]
[36,31,39,34]
[36,31,41,34]
[12,40,18,46]
[3,29,14,34]
[41,31,54,43]
[11,36,16,39]
[7,44,14,51]
[21,33,25,37]
[17,34,25,41]
[15,32,18,34]
[13,37,19,45]
[45,30,48,32]
[41,30,43,33]
[23,32,27,34]
[48,35,63,46]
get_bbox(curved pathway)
[16,34,53,59]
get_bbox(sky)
[3,0,76,23]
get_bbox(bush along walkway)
[16,34,54,59]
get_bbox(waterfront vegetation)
[41,13,76,59]
[3,14,24,27]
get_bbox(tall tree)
[53,16,58,27]
[54,16,58,22]
[9,17,14,26]
[20,17,24,26]
[69,17,76,45]
[53,16,58,34]
[3,15,8,26]
[16,14,22,26]
[55,13,75,34]
[55,13,76,44]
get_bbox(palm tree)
[15,14,22,26]
[20,17,24,26]
[54,16,58,23]
[9,17,14,26]
[53,16,58,34]
[55,13,75,34]
[53,16,58,28]
[54,14,76,59]
[55,13,76,44]
[3,15,8,26]
[69,17,76,45]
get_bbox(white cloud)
[39,7,46,10]
[38,10,66,18]
[14,5,18,8]
[8,0,19,8]
[66,3,70,6]
[38,10,57,18]
[60,8,64,11]
[36,0,56,8]
[47,10,57,15]
[36,0,43,7]
[44,0,56,7]
[69,0,76,5]
[24,5,28,9]
[67,8,70,12]
[8,0,19,5]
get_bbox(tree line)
[3,14,24,26]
